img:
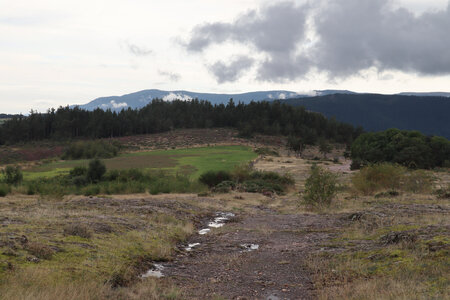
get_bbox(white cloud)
[111,100,127,109]
[162,93,193,101]
[1,0,450,113]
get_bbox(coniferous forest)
[0,99,362,145]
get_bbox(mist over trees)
[0,99,361,146]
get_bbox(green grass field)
[25,145,257,180]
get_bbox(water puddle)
[144,212,236,278]
[240,243,259,252]
[141,263,165,278]
[198,212,235,235]
[198,228,210,235]
[185,243,200,251]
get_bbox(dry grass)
[0,267,181,300]
[1,149,448,299]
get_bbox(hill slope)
[74,89,304,110]
[282,94,450,138]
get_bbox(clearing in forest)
[24,145,257,179]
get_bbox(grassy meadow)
[24,145,257,180]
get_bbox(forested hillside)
[282,94,450,138]
[0,99,361,145]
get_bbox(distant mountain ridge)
[281,94,450,138]
[74,89,306,111]
[70,89,450,138]
[74,89,450,111]
[0,114,18,119]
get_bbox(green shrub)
[213,181,236,193]
[69,166,87,178]
[351,163,406,195]
[26,184,37,195]
[82,185,101,196]
[0,184,10,197]
[199,170,231,187]
[150,174,205,195]
[2,165,23,185]
[241,179,283,194]
[303,165,338,207]
[72,175,88,187]
[87,159,106,183]
[101,181,146,194]
[62,140,120,160]
[251,171,294,186]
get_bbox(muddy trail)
[154,209,346,299]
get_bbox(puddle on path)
[141,263,165,278]
[198,212,235,234]
[198,228,211,235]
[240,243,260,252]
[143,212,237,278]
[185,243,201,251]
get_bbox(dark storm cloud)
[208,56,255,83]
[186,1,311,81]
[314,0,450,77]
[184,0,450,82]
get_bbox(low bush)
[150,174,205,195]
[352,163,434,195]
[2,165,23,185]
[0,183,11,197]
[434,185,450,199]
[82,185,101,196]
[351,163,406,195]
[403,170,434,193]
[69,166,87,178]
[199,170,231,187]
[303,165,338,207]
[63,224,92,239]
[62,140,120,160]
[25,242,55,259]
[213,181,236,193]
[200,165,294,195]
[241,179,284,194]
[230,164,252,183]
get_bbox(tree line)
[0,99,361,145]
[351,128,450,169]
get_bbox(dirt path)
[163,209,345,299]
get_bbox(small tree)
[87,159,106,183]
[287,136,305,157]
[319,139,332,159]
[3,166,23,186]
[303,165,338,207]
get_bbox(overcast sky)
[1,0,449,113]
